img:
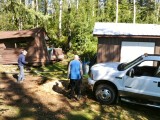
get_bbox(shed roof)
[0,27,46,40]
[93,22,160,37]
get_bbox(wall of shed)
[0,35,49,65]
[97,37,160,63]
[0,37,33,64]
[26,32,49,65]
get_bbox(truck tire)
[95,84,117,104]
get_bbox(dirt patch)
[1,74,160,120]
[0,74,91,119]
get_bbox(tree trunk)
[133,0,136,23]
[35,0,38,27]
[44,0,48,15]
[155,0,160,23]
[31,0,35,9]
[19,0,22,30]
[68,0,71,49]
[25,0,28,7]
[76,0,79,10]
[116,0,118,23]
[59,0,62,37]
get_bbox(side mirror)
[129,68,134,78]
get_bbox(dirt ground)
[0,73,94,120]
[1,73,160,120]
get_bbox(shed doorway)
[120,41,155,63]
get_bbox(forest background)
[0,0,160,60]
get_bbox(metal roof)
[93,22,160,36]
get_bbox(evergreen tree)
[0,0,159,56]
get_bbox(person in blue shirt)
[67,55,83,100]
[17,50,28,83]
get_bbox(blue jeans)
[18,65,25,82]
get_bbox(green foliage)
[119,0,133,23]
[0,0,160,58]
[0,12,17,30]
[1,1,51,30]
[103,0,116,22]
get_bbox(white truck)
[88,54,160,107]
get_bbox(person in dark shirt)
[17,50,28,83]
[67,55,83,100]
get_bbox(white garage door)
[120,42,155,63]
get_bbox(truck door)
[123,75,160,98]
[123,60,160,98]
[123,75,146,94]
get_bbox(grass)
[31,61,160,120]
[30,61,68,79]
[1,61,160,120]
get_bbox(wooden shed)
[93,22,160,63]
[0,27,50,66]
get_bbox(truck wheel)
[95,84,116,104]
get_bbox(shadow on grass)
[0,73,56,119]
[1,71,160,120]
[0,73,92,120]
[52,80,69,98]
[51,78,160,120]
[51,79,95,100]
[119,101,160,120]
